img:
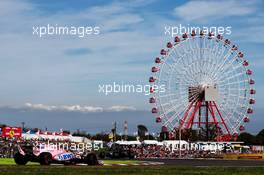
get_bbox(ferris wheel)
[149,31,256,141]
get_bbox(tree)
[72,130,87,137]
[159,126,169,141]
[127,135,137,141]
[91,133,110,142]
[237,132,257,145]
[137,125,148,140]
[172,128,199,141]
[62,130,71,135]
[256,129,264,145]
[196,124,224,141]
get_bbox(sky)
[0,0,263,134]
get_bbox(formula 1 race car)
[14,143,100,166]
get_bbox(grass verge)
[0,158,140,165]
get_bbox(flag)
[107,142,113,148]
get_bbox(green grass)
[0,165,263,175]
[0,158,263,175]
[0,158,139,165]
[0,158,38,165]
[102,160,141,165]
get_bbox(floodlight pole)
[179,127,182,158]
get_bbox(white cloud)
[0,0,163,108]
[106,105,136,112]
[60,105,103,112]
[0,0,33,17]
[0,0,262,110]
[25,103,57,111]
[38,3,144,32]
[174,0,257,22]
[24,103,136,113]
[103,14,144,30]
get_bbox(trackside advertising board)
[1,127,22,139]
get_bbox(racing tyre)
[14,153,28,165]
[39,152,52,165]
[85,153,99,165]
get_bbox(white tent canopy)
[142,140,159,145]
[21,133,91,143]
[163,140,188,145]
[22,133,39,140]
[115,140,141,145]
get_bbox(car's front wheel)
[39,152,52,165]
[14,153,28,165]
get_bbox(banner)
[1,127,22,139]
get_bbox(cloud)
[106,105,136,112]
[0,0,33,17]
[102,14,144,31]
[0,0,162,108]
[0,0,262,111]
[174,0,257,22]
[60,3,144,32]
[25,103,57,111]
[24,103,136,113]
[60,105,103,112]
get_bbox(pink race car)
[14,144,100,166]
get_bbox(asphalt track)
[0,159,263,167]
[142,158,264,167]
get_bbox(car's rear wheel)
[85,153,99,165]
[14,153,28,165]
[39,152,52,165]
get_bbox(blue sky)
[0,0,263,134]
